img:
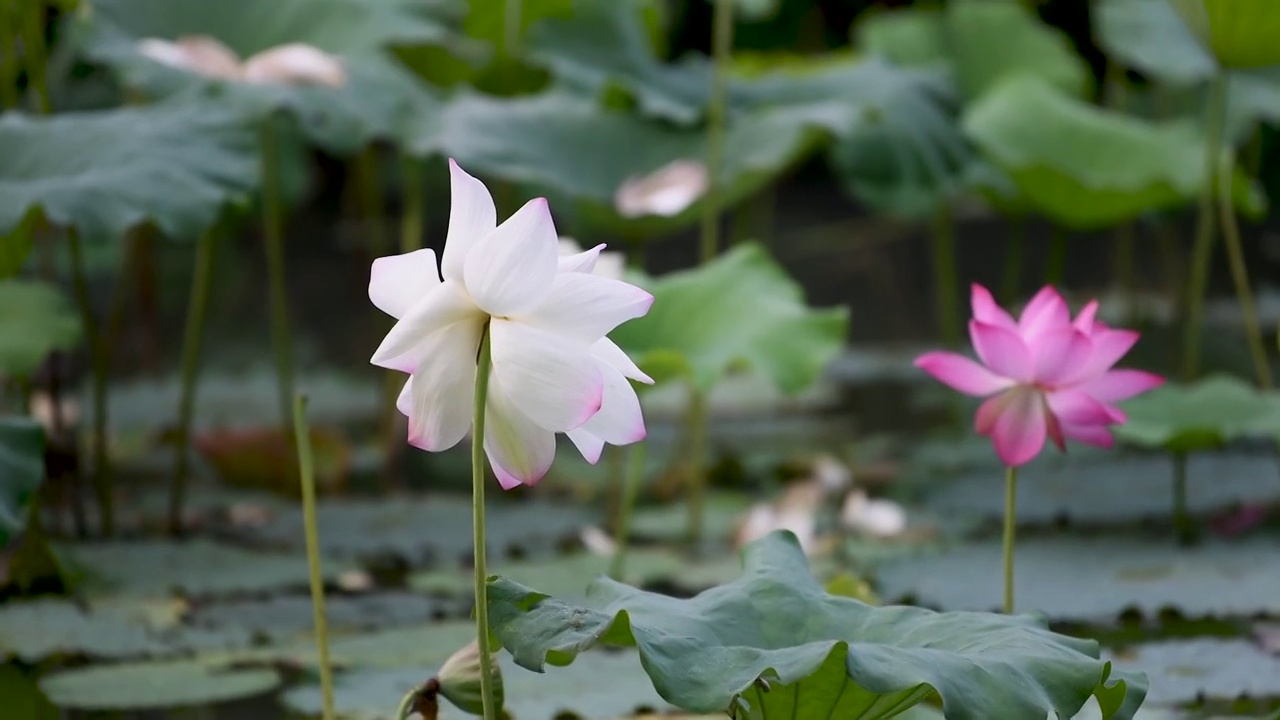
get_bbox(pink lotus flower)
[915,284,1163,467]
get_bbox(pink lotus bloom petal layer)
[914,352,1013,397]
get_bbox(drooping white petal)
[369,248,440,320]
[484,380,557,488]
[591,337,653,384]
[463,197,559,316]
[558,242,605,274]
[489,319,603,431]
[566,427,605,464]
[440,160,497,283]
[576,361,646,445]
[370,282,481,372]
[396,320,481,452]
[523,272,654,343]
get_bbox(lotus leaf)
[0,417,44,547]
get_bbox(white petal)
[242,43,345,87]
[577,361,646,445]
[566,427,605,464]
[558,242,605,274]
[396,322,480,452]
[523,272,654,343]
[591,338,653,384]
[440,160,497,283]
[370,282,480,372]
[484,381,556,488]
[463,197,559,316]
[369,249,440,320]
[490,319,603,431]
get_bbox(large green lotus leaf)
[0,665,58,720]
[1093,0,1217,85]
[1179,0,1280,69]
[610,244,847,395]
[39,660,280,710]
[0,103,257,239]
[0,418,45,549]
[876,535,1280,619]
[0,280,83,378]
[1113,375,1280,452]
[488,531,1146,719]
[945,0,1090,101]
[79,0,452,154]
[963,75,1265,229]
[854,9,947,68]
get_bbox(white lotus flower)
[614,159,709,218]
[558,237,626,281]
[369,161,654,488]
[136,36,346,88]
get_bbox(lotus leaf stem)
[1000,217,1025,304]
[1002,465,1018,614]
[293,395,336,720]
[170,226,217,535]
[260,119,297,434]
[472,324,499,720]
[1172,452,1191,545]
[686,387,708,546]
[1044,225,1067,286]
[1181,75,1227,381]
[698,0,734,265]
[1113,221,1137,323]
[67,228,113,536]
[610,441,647,579]
[504,0,522,55]
[931,204,960,348]
[20,0,49,113]
[0,2,18,109]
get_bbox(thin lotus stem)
[68,228,113,536]
[20,0,49,113]
[0,2,18,109]
[1181,75,1228,381]
[1043,225,1067,286]
[1216,133,1273,389]
[1002,465,1018,614]
[686,387,708,547]
[472,324,498,720]
[260,119,297,435]
[1172,452,1191,545]
[1157,218,1183,314]
[1000,216,1025,304]
[610,441,647,580]
[170,226,217,536]
[293,395,336,720]
[1114,221,1137,323]
[354,147,390,257]
[504,0,522,55]
[930,203,960,348]
[698,0,734,265]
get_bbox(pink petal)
[370,282,481,372]
[396,319,483,452]
[369,249,440,320]
[1046,388,1123,427]
[1077,369,1165,404]
[1068,328,1141,383]
[914,351,1013,397]
[1032,327,1094,386]
[566,427,605,464]
[493,464,526,491]
[489,319,604,432]
[523,272,654,343]
[970,284,1017,330]
[969,321,1034,382]
[483,381,556,488]
[1061,424,1114,449]
[1073,300,1099,333]
[975,391,1012,435]
[1018,286,1070,341]
[440,160,498,283]
[576,361,647,445]
[558,243,606,274]
[988,387,1048,467]
[464,197,560,316]
[1045,411,1066,452]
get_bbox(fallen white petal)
[242,43,346,87]
[137,35,243,80]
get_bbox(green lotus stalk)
[1215,128,1273,390]
[395,688,420,720]
[1002,465,1018,614]
[1044,225,1067,286]
[20,0,49,113]
[1000,217,1025,304]
[67,228,113,536]
[610,441,647,579]
[698,0,734,265]
[930,204,960,348]
[686,387,708,546]
[170,226,217,535]
[1172,452,1191,545]
[1113,221,1137,322]
[293,395,336,720]
[1181,75,1228,381]
[260,119,297,434]
[471,325,499,720]
[354,147,389,256]
[504,0,522,55]
[0,3,18,109]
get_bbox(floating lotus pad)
[1105,639,1280,704]
[39,659,280,710]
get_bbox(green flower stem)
[293,395,336,720]
[67,228,113,536]
[686,387,708,547]
[1002,465,1018,614]
[1181,75,1228,381]
[1000,217,1025,304]
[354,147,389,256]
[504,0,522,55]
[0,3,18,109]
[610,441,647,580]
[169,226,218,536]
[1216,133,1273,390]
[472,324,498,720]
[698,0,734,265]
[260,119,297,434]
[930,203,960,348]
[20,0,49,113]
[1114,220,1137,322]
[395,688,420,720]
[1043,225,1067,286]
[1172,452,1190,545]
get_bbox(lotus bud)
[137,35,242,80]
[435,639,504,716]
[614,159,709,218]
[242,43,346,87]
